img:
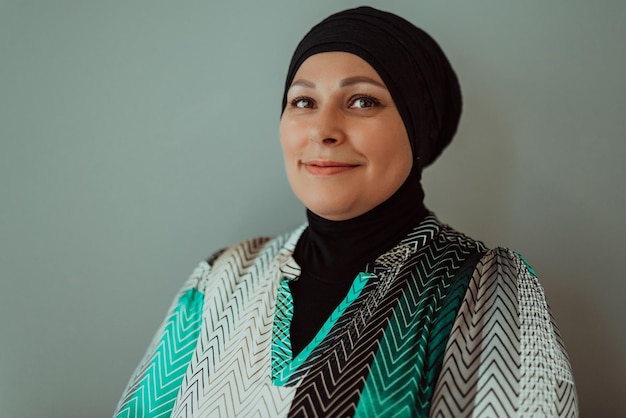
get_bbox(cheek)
[370,127,412,165]
[279,121,304,191]
[279,119,299,158]
[371,127,413,184]
[397,144,414,179]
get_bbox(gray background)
[1,1,624,416]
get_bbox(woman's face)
[280,51,413,221]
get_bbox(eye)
[349,95,381,109]
[290,96,315,109]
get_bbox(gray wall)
[1,1,624,416]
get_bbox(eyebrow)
[340,76,386,89]
[289,76,387,90]
[290,79,316,89]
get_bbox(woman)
[115,6,577,417]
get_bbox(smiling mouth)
[302,160,359,176]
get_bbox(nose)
[308,105,346,145]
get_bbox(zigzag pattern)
[430,250,522,417]
[356,252,482,417]
[285,246,415,417]
[288,222,485,417]
[274,272,374,387]
[114,216,578,417]
[272,278,294,383]
[115,287,204,417]
[170,235,297,417]
[280,270,381,387]
[429,248,578,417]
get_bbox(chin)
[293,185,365,221]
[304,200,362,221]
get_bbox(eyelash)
[290,96,314,108]
[288,94,382,109]
[349,94,381,109]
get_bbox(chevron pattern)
[356,252,482,418]
[273,271,374,386]
[115,287,204,417]
[170,236,298,417]
[429,248,578,417]
[286,221,484,417]
[272,278,294,383]
[114,215,577,417]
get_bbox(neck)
[293,166,427,280]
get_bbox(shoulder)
[472,247,546,302]
[205,236,275,268]
[417,216,539,292]
[406,214,488,256]
[205,226,305,268]
[468,247,551,319]
[437,220,488,252]
[473,248,577,386]
[477,247,534,275]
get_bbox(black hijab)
[282,5,462,169]
[282,6,462,355]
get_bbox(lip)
[302,160,359,176]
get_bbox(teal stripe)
[516,252,537,277]
[271,278,294,382]
[272,272,374,386]
[117,288,204,418]
[355,256,476,417]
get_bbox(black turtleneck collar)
[293,165,427,283]
[288,166,427,356]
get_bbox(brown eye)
[349,95,380,109]
[291,97,315,108]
